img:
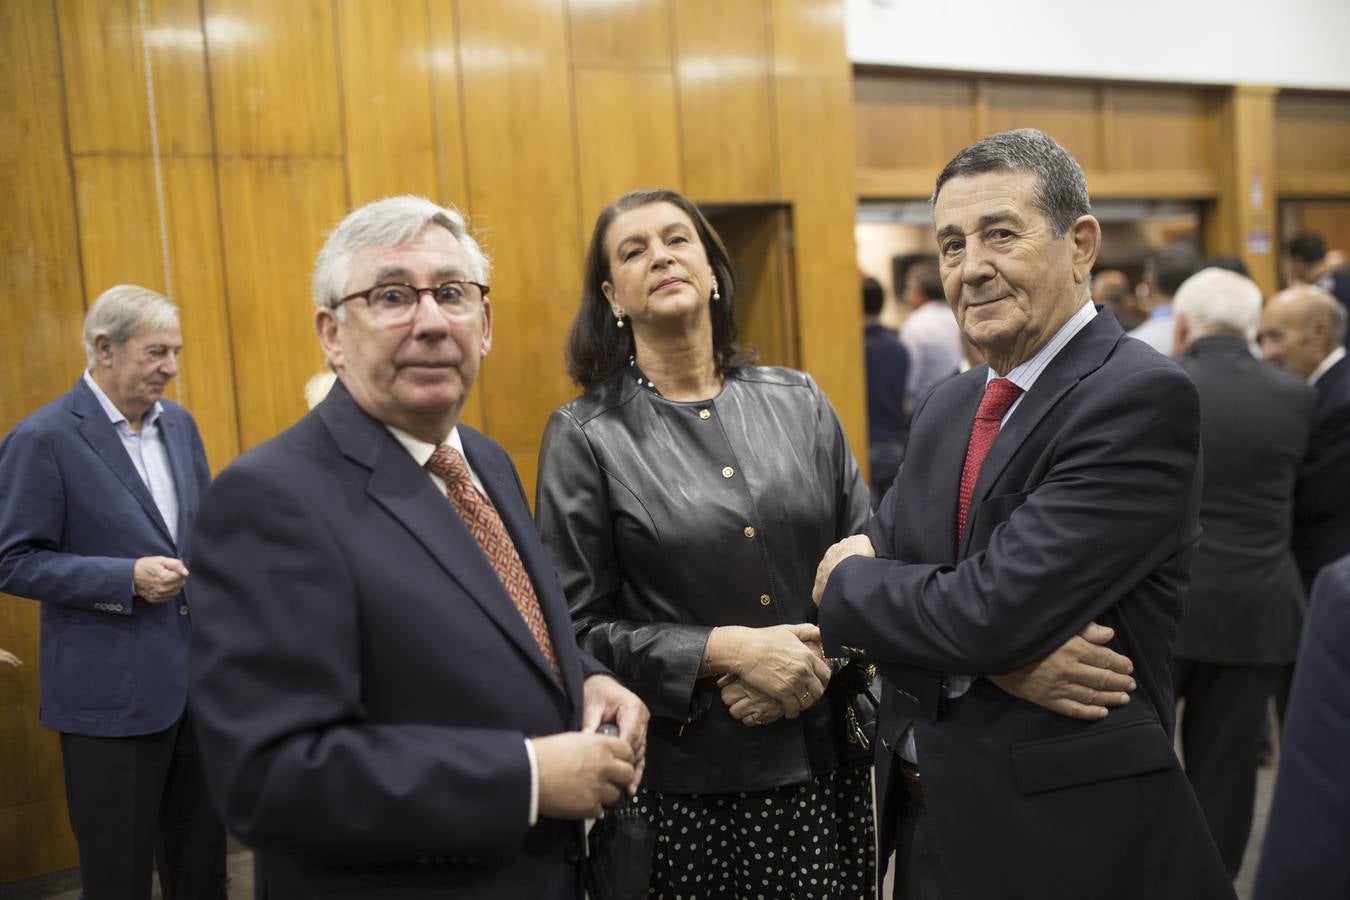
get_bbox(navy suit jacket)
[820,310,1233,899]
[0,377,210,737]
[1255,554,1350,899]
[1293,356,1350,590]
[187,381,603,899]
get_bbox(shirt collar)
[82,370,162,430]
[1310,346,1347,385]
[988,300,1098,392]
[386,423,465,467]
[1148,304,1173,321]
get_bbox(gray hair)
[82,285,179,366]
[312,195,491,311]
[932,128,1091,238]
[1173,268,1263,342]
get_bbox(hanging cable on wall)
[137,0,173,304]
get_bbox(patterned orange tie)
[427,444,562,684]
[956,378,1024,547]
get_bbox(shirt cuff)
[523,737,539,827]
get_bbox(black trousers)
[60,712,227,900]
[1172,658,1276,878]
[892,775,957,900]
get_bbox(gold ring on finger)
[801,691,810,705]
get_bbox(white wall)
[848,0,1350,91]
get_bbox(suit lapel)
[958,310,1123,556]
[157,411,193,551]
[70,380,174,544]
[319,385,567,695]
[462,428,581,700]
[916,371,984,564]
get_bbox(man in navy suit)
[186,195,648,898]
[1255,554,1350,899]
[0,285,225,899]
[813,129,1232,899]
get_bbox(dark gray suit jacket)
[820,310,1233,899]
[1173,335,1313,665]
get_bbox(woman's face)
[602,202,716,329]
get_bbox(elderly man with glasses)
[185,195,648,899]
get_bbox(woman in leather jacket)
[535,189,875,898]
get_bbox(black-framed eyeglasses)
[334,281,490,325]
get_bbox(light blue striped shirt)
[83,371,179,542]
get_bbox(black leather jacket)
[535,366,871,794]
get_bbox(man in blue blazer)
[813,130,1233,899]
[0,285,224,899]
[186,196,649,899]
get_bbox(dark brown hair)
[565,189,754,389]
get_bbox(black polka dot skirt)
[635,764,875,899]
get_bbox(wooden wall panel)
[1275,92,1350,196]
[0,1,85,881]
[458,0,582,488]
[569,0,670,68]
[162,158,240,470]
[428,0,470,211]
[853,72,975,198]
[337,0,441,207]
[205,0,342,157]
[674,0,777,203]
[217,158,344,450]
[771,0,865,458]
[982,81,1102,171]
[58,0,213,156]
[1106,86,1216,175]
[572,67,682,230]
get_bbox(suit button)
[564,841,582,863]
[721,466,734,478]
[759,594,771,606]
[179,605,189,616]
[743,526,755,539]
[698,409,711,420]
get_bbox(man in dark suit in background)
[0,285,225,899]
[1260,284,1350,594]
[1169,267,1314,876]
[813,129,1232,899]
[186,196,648,899]
[864,274,911,506]
[1255,554,1350,900]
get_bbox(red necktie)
[427,444,562,684]
[956,378,1024,546]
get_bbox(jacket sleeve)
[535,409,711,721]
[0,422,137,613]
[187,460,534,864]
[820,363,1201,674]
[810,374,871,541]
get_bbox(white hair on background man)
[82,284,179,367]
[1173,267,1263,342]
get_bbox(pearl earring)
[615,315,625,329]
[712,278,720,302]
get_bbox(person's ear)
[315,308,344,370]
[1069,215,1102,284]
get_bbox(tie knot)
[976,378,1023,421]
[426,444,470,484]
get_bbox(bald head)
[1259,285,1346,379]
[1173,268,1262,354]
